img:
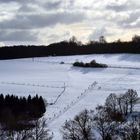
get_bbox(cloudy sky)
[0,0,140,45]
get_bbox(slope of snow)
[0,54,140,140]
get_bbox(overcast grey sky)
[0,0,140,45]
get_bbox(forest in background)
[0,35,140,60]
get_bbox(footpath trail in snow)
[51,83,66,105]
[46,81,98,125]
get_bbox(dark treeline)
[0,94,46,131]
[0,35,140,59]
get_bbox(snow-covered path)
[0,54,140,140]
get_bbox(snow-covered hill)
[0,54,140,140]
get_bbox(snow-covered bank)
[0,54,140,140]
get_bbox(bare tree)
[0,118,53,140]
[105,91,138,121]
[119,94,129,116]
[132,35,140,43]
[117,119,140,140]
[105,93,124,122]
[69,36,78,43]
[93,105,116,140]
[31,118,53,140]
[125,89,138,113]
[99,36,107,44]
[61,109,95,140]
[105,93,117,113]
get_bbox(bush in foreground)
[0,118,53,140]
[61,109,95,140]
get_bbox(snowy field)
[0,54,140,140]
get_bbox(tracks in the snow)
[47,72,131,125]
[108,65,140,70]
[0,81,64,89]
[47,81,98,125]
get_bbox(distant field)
[0,54,140,140]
